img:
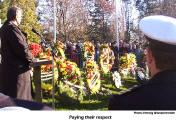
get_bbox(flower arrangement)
[135,67,149,84]
[119,53,137,76]
[55,57,81,84]
[41,66,58,92]
[99,44,115,74]
[40,48,53,61]
[29,42,57,92]
[54,41,66,59]
[56,41,64,48]
[41,64,52,72]
[29,43,43,58]
[29,42,52,60]
[83,42,95,61]
[112,71,122,88]
[54,52,85,101]
[85,60,101,94]
[29,42,85,98]
[82,42,101,94]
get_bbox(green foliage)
[77,77,86,101]
[43,72,139,110]
[10,0,42,43]
[56,80,86,104]
[0,0,10,24]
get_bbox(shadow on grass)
[42,76,139,110]
[122,77,139,89]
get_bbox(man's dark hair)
[146,36,176,70]
[7,7,21,21]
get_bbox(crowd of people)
[0,6,176,110]
[63,40,145,71]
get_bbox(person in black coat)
[108,15,176,110]
[0,7,37,100]
[111,41,119,71]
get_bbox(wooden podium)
[30,59,52,103]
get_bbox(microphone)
[32,28,41,36]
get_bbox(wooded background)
[0,0,176,44]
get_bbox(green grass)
[42,75,139,110]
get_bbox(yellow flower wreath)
[85,61,101,93]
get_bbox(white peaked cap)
[139,15,176,45]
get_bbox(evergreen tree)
[10,0,42,43]
[0,0,10,24]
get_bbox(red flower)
[67,65,72,70]
[60,64,63,68]
[47,49,50,53]
[56,41,59,45]
[41,67,44,71]
[89,75,93,79]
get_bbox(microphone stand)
[36,33,57,58]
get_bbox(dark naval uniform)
[108,70,176,110]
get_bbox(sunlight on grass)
[42,75,139,110]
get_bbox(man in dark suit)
[108,15,176,110]
[111,41,119,71]
[0,7,37,100]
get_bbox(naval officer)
[109,15,176,110]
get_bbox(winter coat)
[0,20,36,100]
